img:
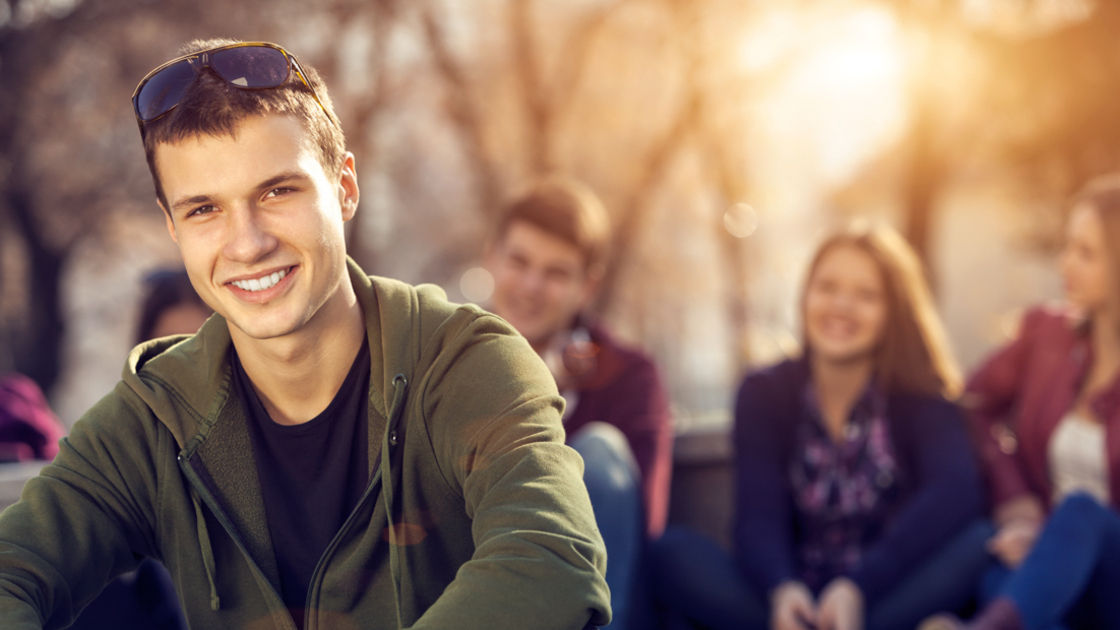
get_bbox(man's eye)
[188,205,216,217]
[265,187,293,199]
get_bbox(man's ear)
[338,152,359,221]
[161,201,179,244]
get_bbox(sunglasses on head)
[131,42,336,132]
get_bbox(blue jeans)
[984,493,1120,630]
[570,423,644,630]
[648,520,992,630]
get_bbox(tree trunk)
[5,185,66,396]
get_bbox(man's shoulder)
[361,272,511,348]
[355,268,528,390]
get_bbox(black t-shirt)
[232,339,370,629]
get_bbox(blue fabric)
[733,358,985,605]
[67,559,186,630]
[1000,493,1120,630]
[649,522,991,630]
[865,519,992,630]
[571,423,644,629]
[649,527,767,630]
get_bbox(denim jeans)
[648,520,992,630]
[985,492,1120,630]
[570,422,644,630]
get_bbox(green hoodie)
[0,260,611,629]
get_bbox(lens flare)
[460,267,494,304]
[724,203,759,238]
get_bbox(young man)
[0,40,609,630]
[486,178,673,630]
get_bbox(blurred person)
[649,224,989,630]
[0,373,65,464]
[922,176,1120,630]
[486,177,673,629]
[0,38,609,629]
[135,268,213,344]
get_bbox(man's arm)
[0,385,161,630]
[413,312,610,629]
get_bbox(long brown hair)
[801,223,962,399]
[1069,174,1120,331]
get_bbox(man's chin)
[226,317,302,343]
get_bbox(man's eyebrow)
[169,171,313,214]
[257,171,311,192]
[170,194,213,214]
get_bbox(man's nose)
[223,206,278,264]
[519,268,545,293]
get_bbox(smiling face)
[803,244,888,365]
[158,113,358,346]
[1061,203,1112,317]
[486,221,599,350]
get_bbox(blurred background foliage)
[0,0,1114,427]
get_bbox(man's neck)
[231,285,366,426]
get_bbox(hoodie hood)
[120,258,411,456]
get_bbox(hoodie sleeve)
[411,311,611,630]
[0,383,164,630]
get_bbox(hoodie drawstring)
[190,487,221,611]
[385,373,409,627]
[387,374,408,445]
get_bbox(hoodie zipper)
[303,374,408,630]
[300,465,384,630]
[177,454,296,630]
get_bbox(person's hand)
[771,581,817,630]
[816,577,863,630]
[987,519,1041,568]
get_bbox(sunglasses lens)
[211,46,290,88]
[136,60,197,121]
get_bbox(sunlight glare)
[750,4,909,187]
[738,11,800,73]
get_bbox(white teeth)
[232,268,288,292]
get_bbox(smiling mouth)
[230,268,290,293]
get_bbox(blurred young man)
[0,40,609,630]
[486,178,673,629]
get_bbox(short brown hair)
[140,38,346,211]
[495,177,611,273]
[801,223,962,399]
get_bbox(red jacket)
[965,305,1120,511]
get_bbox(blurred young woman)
[926,176,1120,630]
[651,224,989,630]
